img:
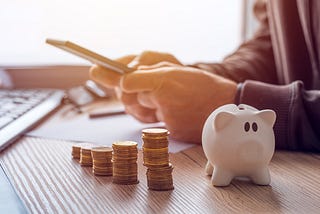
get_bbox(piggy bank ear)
[213,112,234,131]
[256,110,276,127]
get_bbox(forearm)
[235,80,320,152]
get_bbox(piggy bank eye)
[252,122,258,132]
[244,122,250,132]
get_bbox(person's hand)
[91,56,237,143]
[119,65,237,143]
[90,51,182,123]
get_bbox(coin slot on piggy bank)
[202,104,276,187]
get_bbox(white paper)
[27,105,195,153]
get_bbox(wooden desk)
[1,137,320,213]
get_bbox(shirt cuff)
[236,80,293,150]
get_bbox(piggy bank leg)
[211,167,233,187]
[205,161,214,175]
[250,167,271,185]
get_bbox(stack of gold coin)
[91,146,113,176]
[112,141,139,185]
[142,128,174,191]
[146,164,174,191]
[72,143,92,160]
[80,144,94,166]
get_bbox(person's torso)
[268,0,320,89]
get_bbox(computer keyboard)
[0,89,65,151]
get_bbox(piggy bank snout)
[237,139,270,163]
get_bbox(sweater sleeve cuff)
[236,80,293,150]
[234,83,243,105]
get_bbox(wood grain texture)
[1,137,320,214]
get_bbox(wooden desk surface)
[1,137,320,213]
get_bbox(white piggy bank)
[202,104,276,186]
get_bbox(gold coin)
[143,153,169,159]
[147,163,173,170]
[93,168,112,171]
[147,180,173,186]
[80,162,92,167]
[142,128,169,136]
[93,158,112,162]
[93,165,113,170]
[93,162,112,167]
[73,143,93,150]
[142,141,168,149]
[113,147,138,150]
[143,147,168,152]
[148,186,174,191]
[113,168,138,173]
[91,146,113,152]
[93,171,113,175]
[93,171,112,176]
[92,156,112,161]
[143,160,170,166]
[113,141,138,148]
[113,156,137,160]
[113,151,138,156]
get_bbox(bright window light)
[0,0,242,66]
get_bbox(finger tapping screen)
[0,0,241,66]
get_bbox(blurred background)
[0,0,260,66]
[0,0,257,88]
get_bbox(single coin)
[113,141,138,147]
[142,128,169,136]
[91,146,113,153]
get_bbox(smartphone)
[46,38,133,74]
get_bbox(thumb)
[120,69,162,93]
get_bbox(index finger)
[120,69,163,93]
[90,65,122,88]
